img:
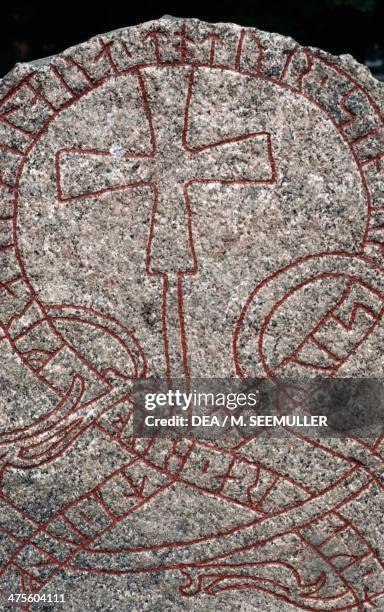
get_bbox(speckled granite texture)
[0,16,383,611]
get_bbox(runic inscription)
[0,17,383,611]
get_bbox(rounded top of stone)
[1,15,381,107]
[3,16,384,363]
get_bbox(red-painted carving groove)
[0,22,383,610]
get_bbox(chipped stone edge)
[2,15,384,112]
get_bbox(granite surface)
[0,16,383,610]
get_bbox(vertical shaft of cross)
[147,178,195,381]
[163,273,189,382]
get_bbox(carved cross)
[56,68,276,376]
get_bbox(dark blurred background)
[1,0,384,77]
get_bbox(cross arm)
[56,148,156,202]
[183,132,276,184]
